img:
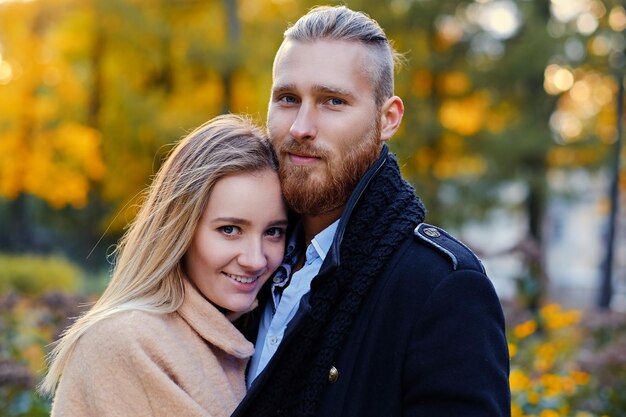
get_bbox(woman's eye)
[265,227,285,238]
[219,225,239,236]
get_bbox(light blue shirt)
[246,220,339,387]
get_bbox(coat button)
[423,227,441,238]
[328,366,339,383]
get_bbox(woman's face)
[185,169,287,313]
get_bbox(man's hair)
[40,114,277,396]
[284,5,402,106]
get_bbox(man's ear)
[379,96,404,142]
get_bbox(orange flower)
[513,320,537,339]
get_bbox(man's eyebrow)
[271,83,355,99]
[312,84,355,98]
[271,83,296,94]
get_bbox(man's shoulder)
[410,223,485,274]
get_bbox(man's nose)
[289,103,317,141]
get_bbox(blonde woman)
[40,114,288,417]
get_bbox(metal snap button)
[423,227,441,238]
[328,366,339,383]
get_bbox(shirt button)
[268,335,278,345]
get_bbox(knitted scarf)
[239,151,426,417]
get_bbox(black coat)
[233,147,510,417]
[314,223,511,416]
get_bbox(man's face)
[267,39,383,216]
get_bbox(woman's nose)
[238,239,268,272]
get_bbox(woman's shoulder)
[96,308,170,334]
[72,309,174,360]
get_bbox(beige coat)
[51,279,254,417]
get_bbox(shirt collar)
[270,219,339,288]
[310,219,338,262]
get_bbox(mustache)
[279,140,329,159]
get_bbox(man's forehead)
[271,39,373,93]
[273,39,369,67]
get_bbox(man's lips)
[287,152,321,165]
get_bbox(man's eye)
[328,98,344,105]
[279,95,298,104]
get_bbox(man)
[234,5,510,417]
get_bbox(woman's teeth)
[226,273,258,284]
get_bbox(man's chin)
[284,183,349,216]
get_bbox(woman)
[40,114,288,417]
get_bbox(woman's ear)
[379,96,404,142]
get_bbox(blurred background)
[0,0,624,415]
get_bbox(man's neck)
[301,206,343,246]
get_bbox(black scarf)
[237,151,426,417]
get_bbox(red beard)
[277,121,382,216]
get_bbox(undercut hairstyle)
[40,114,278,396]
[283,5,402,106]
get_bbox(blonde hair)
[40,114,277,395]
[282,5,402,106]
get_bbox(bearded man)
[234,6,511,417]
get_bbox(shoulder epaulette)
[413,223,485,273]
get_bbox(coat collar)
[177,278,255,359]
[319,144,389,275]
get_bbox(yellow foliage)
[594,103,617,144]
[33,94,60,122]
[0,134,27,198]
[165,74,224,122]
[418,133,488,180]
[438,91,491,136]
[412,147,434,176]
[432,158,457,179]
[0,0,105,209]
[433,154,487,179]
[486,101,517,133]
[547,146,604,168]
[52,61,88,104]
[18,123,105,208]
[240,0,300,22]
[231,70,261,113]
[437,71,471,96]
[47,6,94,57]
[411,69,433,98]
[434,30,458,51]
